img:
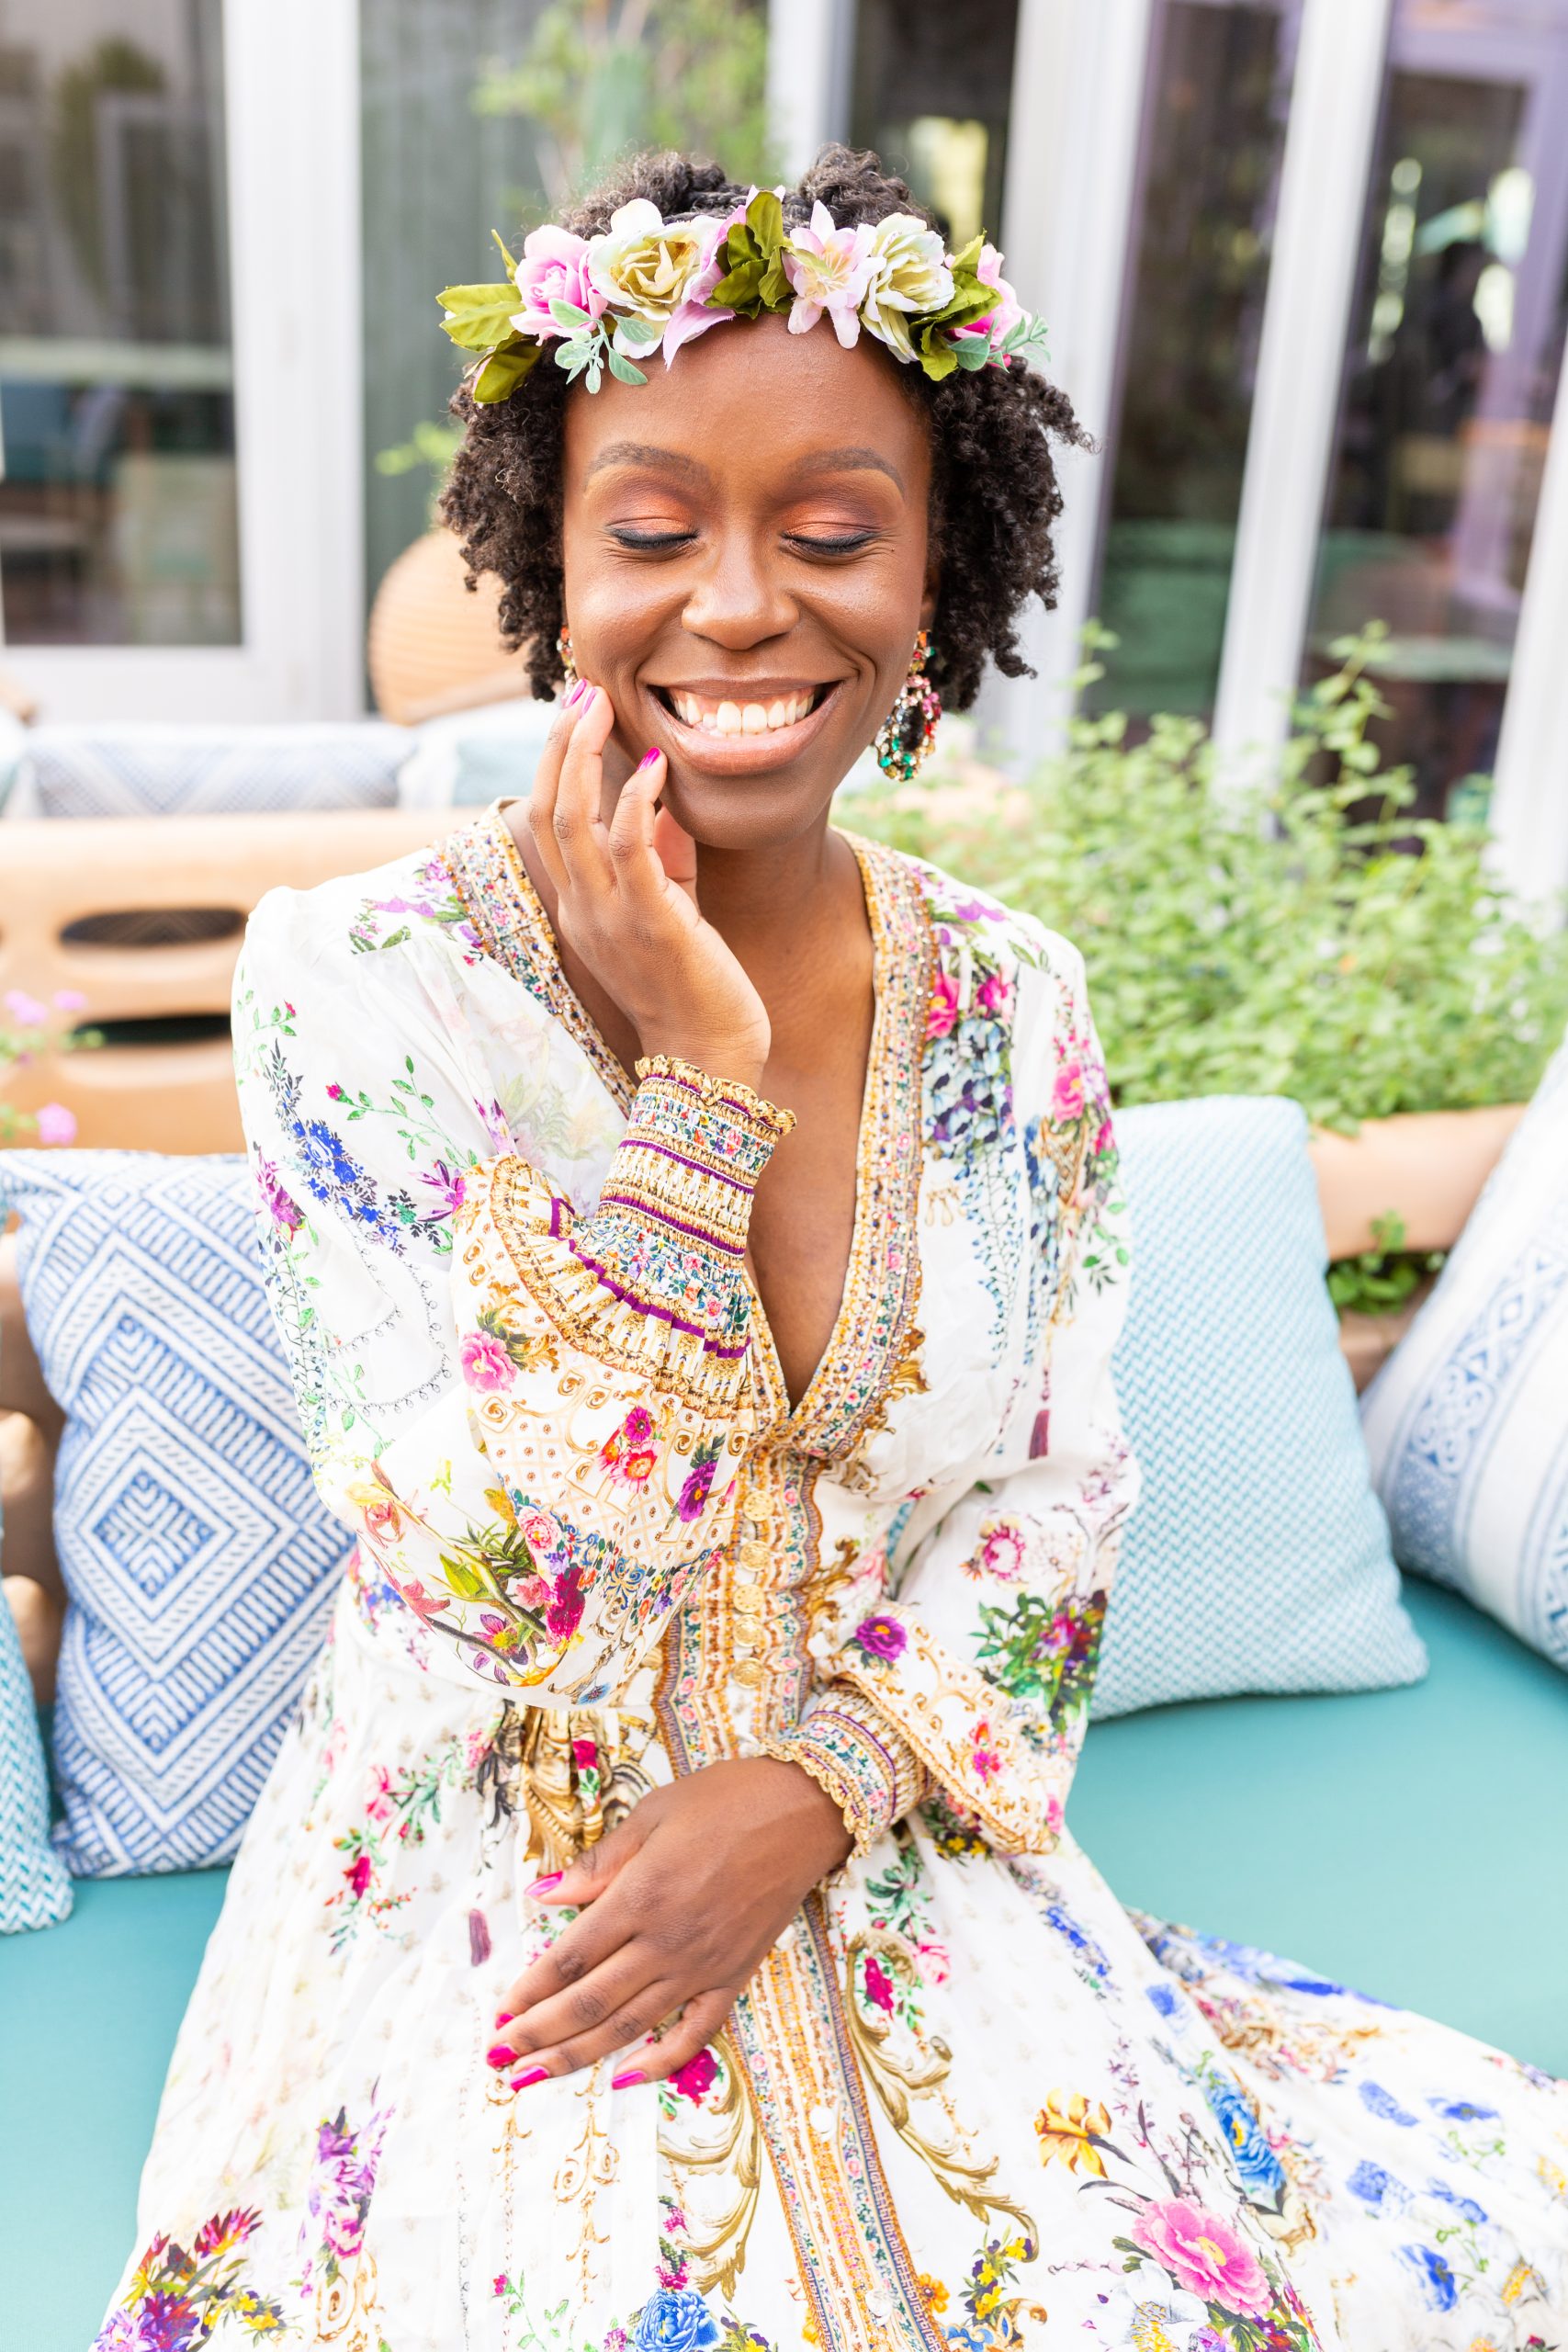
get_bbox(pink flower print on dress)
[852,1611,907,1663]
[863,1953,897,2013]
[669,2047,718,2103]
[914,1939,951,1986]
[545,1565,586,1643]
[359,1490,402,1544]
[971,1721,1002,1782]
[461,1330,514,1390]
[784,201,876,346]
[509,223,607,341]
[571,1736,599,1770]
[257,1156,303,1236]
[926,965,960,1040]
[675,1454,717,1523]
[479,1611,522,1656]
[601,1402,659,1484]
[521,1510,559,1554]
[1131,2199,1272,2319]
[973,1519,1027,1583]
[345,1851,372,1899]
[1052,1058,1087,1124]
[975,969,1011,1019]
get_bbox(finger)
[525,681,589,897]
[496,1823,650,2023]
[606,748,664,892]
[551,683,617,894]
[650,802,700,910]
[495,1949,674,2076]
[616,1990,738,2090]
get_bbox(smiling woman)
[90,144,1568,2352]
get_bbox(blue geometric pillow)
[0,1153,347,1875]
[0,1531,72,1931]
[1094,1095,1428,1716]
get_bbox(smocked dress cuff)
[760,1683,930,1857]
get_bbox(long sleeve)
[233,877,792,1705]
[765,942,1137,1857]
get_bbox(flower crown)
[438,189,1047,401]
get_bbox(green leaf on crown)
[710,187,791,317]
[472,343,540,402]
[438,280,521,351]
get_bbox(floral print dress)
[96,808,1567,2352]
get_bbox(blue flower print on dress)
[1203,2074,1287,2209]
[1427,2096,1499,2121]
[1399,2242,1459,2312]
[1145,1980,1179,2018]
[1359,2080,1420,2127]
[632,2286,724,2350]
[1426,2179,1488,2225]
[1347,2161,1405,2209]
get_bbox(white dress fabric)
[95,810,1568,2352]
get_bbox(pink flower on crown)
[784,202,875,347]
[954,243,1024,352]
[510,225,607,342]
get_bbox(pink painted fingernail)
[526,1871,562,1896]
[511,2066,549,2091]
[637,745,660,770]
[494,2010,514,2027]
[611,2068,645,2090]
[485,2042,514,2070]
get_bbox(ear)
[919,551,941,634]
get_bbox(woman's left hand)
[488,1758,854,2089]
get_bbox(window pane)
[0,0,238,646]
[850,0,1018,251]
[1089,0,1304,721]
[1304,0,1568,820]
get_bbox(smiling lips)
[662,687,825,736]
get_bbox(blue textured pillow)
[0,1535,72,1932]
[11,721,411,819]
[0,1153,347,1874]
[1093,1096,1427,1716]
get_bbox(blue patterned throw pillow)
[11,721,411,819]
[0,1534,72,1931]
[1093,1096,1427,1716]
[1362,1030,1568,1668]
[0,1153,348,1874]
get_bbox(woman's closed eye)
[784,526,883,556]
[607,524,700,551]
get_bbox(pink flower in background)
[1132,2199,1271,2318]
[34,1102,77,1146]
[863,1953,896,2013]
[1052,1059,1087,1123]
[52,989,88,1014]
[670,2048,718,2103]
[510,224,606,339]
[926,967,960,1040]
[3,989,48,1027]
[461,1331,514,1390]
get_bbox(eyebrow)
[581,441,907,492]
[582,442,713,484]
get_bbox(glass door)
[1303,0,1568,819]
[0,0,238,650]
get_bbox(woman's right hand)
[526,684,771,1091]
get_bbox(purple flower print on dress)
[863,1953,897,2013]
[675,1455,717,1522]
[461,1330,514,1390]
[420,1159,468,1216]
[852,1611,907,1663]
[256,1157,304,1237]
[545,1564,586,1643]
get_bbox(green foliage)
[473,0,774,218]
[1325,1213,1446,1318]
[854,626,1568,1134]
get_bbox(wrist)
[636,1033,768,1097]
[757,1754,856,1873]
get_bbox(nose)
[680,521,796,650]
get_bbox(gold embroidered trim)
[632,1053,795,1140]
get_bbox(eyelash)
[608,527,879,556]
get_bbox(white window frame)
[0,0,366,725]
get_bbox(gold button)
[733,1660,764,1687]
[739,1542,770,1571]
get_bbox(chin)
[655,757,854,853]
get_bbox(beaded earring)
[874,631,941,781]
[557,627,580,693]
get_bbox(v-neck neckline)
[446,802,933,1460]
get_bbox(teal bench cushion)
[4,1581,1562,2352]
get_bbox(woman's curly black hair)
[440,144,1089,711]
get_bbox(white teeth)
[669,690,818,732]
